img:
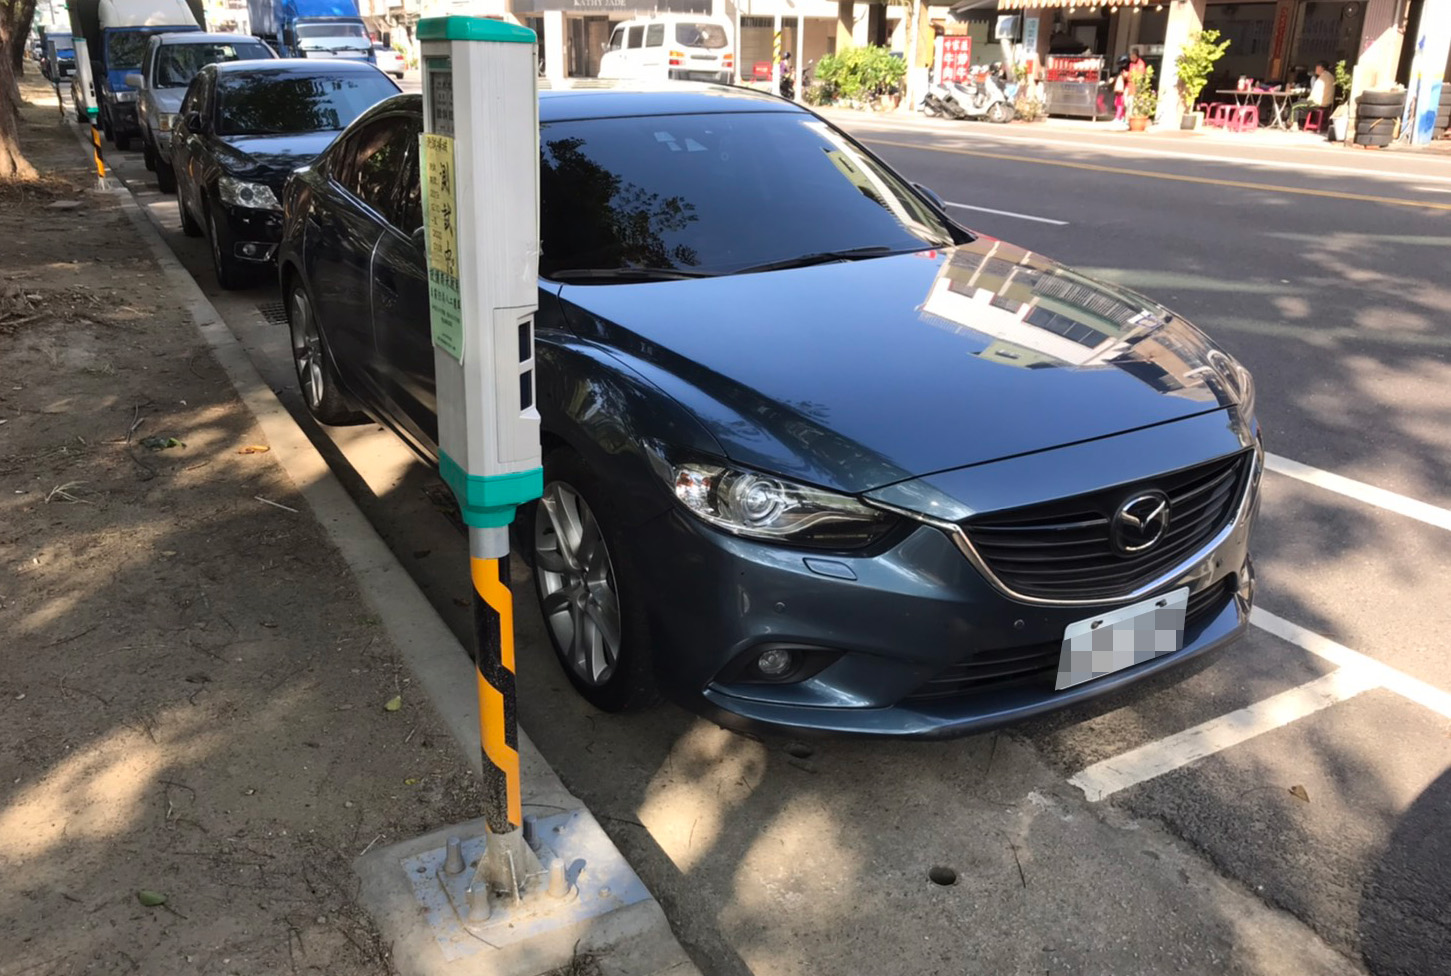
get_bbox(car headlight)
[662,458,899,549]
[115,90,137,103]
[218,175,282,212]
[158,113,176,132]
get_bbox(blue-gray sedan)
[277,85,1262,738]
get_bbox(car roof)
[351,86,805,134]
[212,58,383,76]
[151,31,265,45]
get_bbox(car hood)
[152,89,186,113]
[556,238,1241,494]
[215,131,339,184]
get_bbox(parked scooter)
[921,63,1015,123]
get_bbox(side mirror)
[184,111,203,132]
[913,182,947,211]
[411,225,426,251]
[124,72,143,89]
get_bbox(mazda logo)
[1111,491,1171,554]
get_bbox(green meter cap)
[417,16,537,44]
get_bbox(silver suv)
[128,32,274,193]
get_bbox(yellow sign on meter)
[421,132,464,362]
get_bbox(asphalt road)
[94,105,1451,976]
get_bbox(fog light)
[756,647,797,677]
[241,243,259,257]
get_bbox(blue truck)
[245,0,374,64]
[68,0,205,148]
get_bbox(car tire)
[394,72,404,80]
[178,187,203,236]
[1356,102,1401,120]
[527,448,661,713]
[142,138,156,171]
[155,156,176,194]
[1355,117,1394,136]
[285,276,369,426]
[206,204,247,291]
[1357,90,1404,107]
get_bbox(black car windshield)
[539,112,959,279]
[296,23,368,38]
[215,72,398,135]
[675,23,728,48]
[156,42,272,88]
[108,31,162,71]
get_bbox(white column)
[772,11,782,86]
[795,13,804,99]
[1156,0,1207,127]
[544,10,565,81]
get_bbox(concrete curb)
[90,129,699,976]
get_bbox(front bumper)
[636,421,1262,739]
[109,99,139,136]
[668,68,732,84]
[217,200,284,263]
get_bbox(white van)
[598,16,734,85]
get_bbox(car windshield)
[108,31,161,71]
[156,42,272,88]
[675,23,728,49]
[539,112,957,279]
[215,71,398,135]
[296,23,368,39]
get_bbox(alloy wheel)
[289,286,325,410]
[533,481,623,686]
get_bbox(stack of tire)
[1436,84,1451,140]
[1353,89,1405,148]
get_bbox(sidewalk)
[0,76,686,976]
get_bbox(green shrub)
[1130,64,1158,119]
[811,46,906,103]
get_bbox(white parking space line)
[1265,453,1451,532]
[1251,608,1451,721]
[1068,668,1379,801]
[944,201,1068,225]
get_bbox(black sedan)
[278,86,1262,738]
[171,59,399,289]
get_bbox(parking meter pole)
[418,15,544,917]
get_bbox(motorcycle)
[920,67,1015,124]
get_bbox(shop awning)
[997,0,1160,8]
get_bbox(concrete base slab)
[358,810,687,976]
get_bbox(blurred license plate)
[1056,588,1188,691]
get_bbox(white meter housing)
[418,16,543,553]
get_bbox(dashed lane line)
[861,137,1451,213]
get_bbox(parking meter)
[417,14,542,904]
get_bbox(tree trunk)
[10,0,36,76]
[0,31,37,179]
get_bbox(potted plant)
[1175,29,1231,130]
[1128,64,1157,131]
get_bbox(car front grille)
[961,450,1252,602]
[904,577,1235,703]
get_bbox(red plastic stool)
[1207,102,1234,128]
[1302,107,1326,132]
[1229,104,1260,132]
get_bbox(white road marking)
[1265,452,1451,532]
[1251,607,1451,721]
[944,201,1068,225]
[1068,668,1379,800]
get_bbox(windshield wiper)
[731,245,933,276]
[549,267,720,283]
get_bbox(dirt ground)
[0,75,487,975]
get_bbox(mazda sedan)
[277,86,1262,738]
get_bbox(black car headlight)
[219,175,282,212]
[1207,349,1255,422]
[661,457,898,549]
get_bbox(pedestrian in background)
[1113,54,1131,128]
[1292,60,1335,129]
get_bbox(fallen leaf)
[237,445,270,454]
[137,890,167,907]
[384,696,402,712]
[139,436,184,451]
[1289,785,1310,803]
[403,777,419,786]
